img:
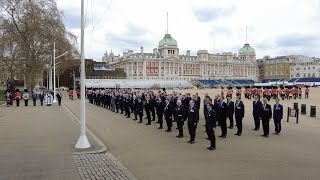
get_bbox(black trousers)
[146,110,151,124]
[177,120,184,136]
[262,118,270,136]
[16,99,20,107]
[33,99,36,106]
[58,99,61,106]
[206,126,216,148]
[126,107,130,117]
[116,104,119,113]
[157,113,163,128]
[138,112,143,122]
[220,117,227,136]
[40,100,43,106]
[188,122,197,141]
[151,108,155,121]
[235,117,243,134]
[253,115,260,130]
[24,100,28,106]
[274,118,281,133]
[165,117,172,130]
[227,114,234,127]
[134,110,138,120]
[305,93,309,99]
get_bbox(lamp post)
[52,41,68,103]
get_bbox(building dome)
[239,43,255,55]
[158,34,178,47]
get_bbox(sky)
[57,0,320,61]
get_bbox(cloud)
[276,34,320,47]
[193,6,235,22]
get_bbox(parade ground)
[1,88,320,180]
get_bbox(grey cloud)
[193,6,235,22]
[275,34,320,47]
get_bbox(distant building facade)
[291,58,320,78]
[105,33,258,81]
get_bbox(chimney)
[186,50,190,56]
[153,48,158,55]
[141,46,144,54]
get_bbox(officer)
[205,103,216,150]
[56,91,62,106]
[225,96,235,129]
[176,100,185,138]
[137,97,144,123]
[234,96,245,136]
[260,98,272,137]
[187,100,199,144]
[273,98,283,135]
[145,96,152,125]
[252,95,262,131]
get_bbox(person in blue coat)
[234,96,245,136]
[273,98,283,135]
[260,98,272,137]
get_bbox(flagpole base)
[75,135,91,149]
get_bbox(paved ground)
[64,88,320,180]
[0,101,136,180]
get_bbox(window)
[308,73,310,77]
[304,73,306,77]
[313,73,315,77]
[296,68,300,70]
[296,73,300,77]
[313,67,315,69]
[308,67,310,70]
[266,72,268,76]
[304,67,306,70]
[147,69,150,73]
[151,69,154,73]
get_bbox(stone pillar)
[131,62,134,77]
[169,62,171,76]
[143,61,146,78]
[158,62,161,77]
[136,62,139,77]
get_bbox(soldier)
[260,98,272,137]
[23,89,29,106]
[305,87,309,99]
[14,89,21,107]
[234,96,245,136]
[225,96,235,129]
[156,97,165,129]
[205,103,216,150]
[273,98,283,135]
[252,95,262,131]
[187,100,199,144]
[176,100,185,138]
[218,96,227,138]
[150,95,156,121]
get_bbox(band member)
[298,88,302,99]
[23,89,29,106]
[156,97,165,129]
[273,98,283,135]
[234,96,245,136]
[260,98,272,137]
[205,103,216,150]
[225,96,235,129]
[164,98,173,132]
[15,89,21,107]
[187,100,199,144]
[176,100,185,138]
[218,96,227,138]
[252,95,262,131]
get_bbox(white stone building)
[291,58,320,78]
[105,33,259,81]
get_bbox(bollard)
[294,102,298,110]
[310,106,316,117]
[301,104,306,115]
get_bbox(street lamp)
[52,41,68,103]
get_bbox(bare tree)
[0,0,79,90]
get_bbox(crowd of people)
[86,86,295,151]
[4,89,62,107]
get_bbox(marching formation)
[86,87,290,151]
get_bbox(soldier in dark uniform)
[187,100,199,144]
[225,96,235,129]
[145,96,152,125]
[123,95,127,116]
[205,103,216,150]
[252,95,262,131]
[176,100,185,138]
[119,94,123,114]
[273,98,283,135]
[115,93,120,113]
[234,96,244,136]
[137,97,144,123]
[132,95,138,120]
[213,95,220,126]
[150,95,156,121]
[183,95,190,121]
[39,91,44,106]
[156,97,165,129]
[260,98,272,137]
[218,96,227,138]
[164,98,173,132]
[125,94,131,118]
